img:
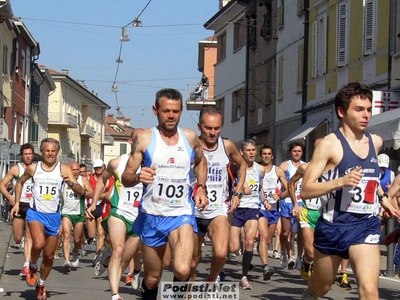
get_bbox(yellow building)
[286,0,389,154]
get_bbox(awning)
[367,108,400,150]
[282,116,328,147]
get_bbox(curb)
[0,221,13,280]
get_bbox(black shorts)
[13,202,30,219]
[232,208,259,228]
[195,217,213,237]
[92,204,103,219]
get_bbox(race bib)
[152,176,188,207]
[340,177,378,214]
[206,183,223,210]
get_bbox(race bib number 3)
[207,183,223,210]
[152,176,187,207]
[340,177,378,214]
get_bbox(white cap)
[93,159,104,168]
[378,154,390,168]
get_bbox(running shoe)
[63,260,71,273]
[71,251,80,267]
[335,273,352,290]
[79,248,87,258]
[280,253,288,268]
[94,248,112,276]
[239,276,252,290]
[26,267,37,287]
[54,253,60,260]
[263,265,275,281]
[384,227,400,246]
[132,272,140,289]
[20,265,29,277]
[36,284,47,300]
[92,254,101,267]
[288,258,295,270]
[300,259,313,281]
[125,273,133,285]
[273,250,280,259]
[296,256,302,270]
[301,288,318,300]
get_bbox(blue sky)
[11,0,218,131]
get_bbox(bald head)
[69,161,80,179]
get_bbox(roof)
[105,114,135,141]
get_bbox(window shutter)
[364,0,374,55]
[321,16,327,74]
[297,43,304,92]
[389,0,396,55]
[337,2,348,67]
[312,21,318,78]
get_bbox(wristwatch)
[232,192,243,199]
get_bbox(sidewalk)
[0,220,12,279]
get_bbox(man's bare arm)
[0,165,18,205]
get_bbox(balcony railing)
[0,118,9,139]
[102,134,114,145]
[186,84,216,111]
[48,112,78,128]
[80,157,93,171]
[80,124,95,138]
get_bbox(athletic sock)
[141,280,158,300]
[242,250,253,277]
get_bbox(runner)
[61,161,93,272]
[300,82,400,300]
[229,139,268,290]
[190,106,247,286]
[11,138,84,300]
[121,88,208,300]
[259,145,288,281]
[0,143,35,277]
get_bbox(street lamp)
[120,27,130,42]
[133,17,142,27]
[111,82,118,92]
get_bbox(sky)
[11,0,218,132]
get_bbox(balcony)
[80,124,95,138]
[80,157,93,171]
[48,112,78,128]
[102,134,114,145]
[0,118,9,139]
[186,84,216,111]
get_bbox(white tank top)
[239,162,262,209]
[31,162,64,213]
[262,165,281,211]
[140,127,194,216]
[61,176,85,215]
[195,137,229,219]
[13,163,33,204]
[111,154,143,222]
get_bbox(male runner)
[259,145,288,280]
[300,82,400,300]
[121,88,208,300]
[0,143,35,276]
[190,106,246,285]
[11,138,84,300]
[61,161,93,272]
[229,139,268,290]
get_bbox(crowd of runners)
[2,83,400,300]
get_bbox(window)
[260,4,272,40]
[297,0,305,15]
[231,89,244,122]
[21,50,26,81]
[217,32,226,62]
[265,59,272,105]
[216,97,225,125]
[297,43,304,92]
[250,69,256,110]
[311,16,327,78]
[30,120,38,142]
[278,55,283,100]
[31,80,40,110]
[2,45,8,74]
[120,143,127,155]
[234,18,246,51]
[277,0,284,27]
[363,0,375,56]
[337,2,348,67]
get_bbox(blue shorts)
[232,208,259,228]
[260,209,280,225]
[133,212,197,247]
[27,209,61,236]
[314,217,381,259]
[280,201,302,218]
